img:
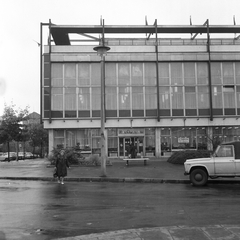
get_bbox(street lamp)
[93,43,110,177]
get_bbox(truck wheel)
[190,168,208,186]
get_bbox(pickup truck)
[184,141,240,186]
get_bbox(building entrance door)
[119,137,144,157]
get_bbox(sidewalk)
[0,157,240,184]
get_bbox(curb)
[0,176,240,184]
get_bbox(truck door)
[214,145,235,175]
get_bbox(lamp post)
[93,43,110,177]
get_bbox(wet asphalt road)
[1,180,240,240]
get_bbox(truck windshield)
[214,145,234,157]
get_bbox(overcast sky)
[0,0,240,116]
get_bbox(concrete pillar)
[48,129,54,155]
[207,126,213,151]
[155,128,161,158]
[104,129,108,158]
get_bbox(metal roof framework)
[41,19,240,45]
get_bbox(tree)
[0,103,29,161]
[29,123,48,157]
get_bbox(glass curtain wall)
[48,62,240,119]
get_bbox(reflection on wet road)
[1,180,240,239]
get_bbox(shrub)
[49,147,84,165]
[167,150,212,165]
[86,154,101,166]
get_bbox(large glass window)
[145,128,155,156]
[185,86,196,109]
[223,86,235,108]
[52,88,63,110]
[212,86,223,108]
[105,63,117,85]
[197,63,208,85]
[159,63,169,85]
[91,64,100,85]
[144,63,156,85]
[159,86,170,109]
[52,63,63,87]
[118,63,130,86]
[131,63,143,85]
[222,63,234,84]
[211,62,222,84]
[198,86,209,109]
[184,62,196,85]
[132,87,143,109]
[64,64,76,86]
[171,63,182,85]
[78,63,90,86]
[106,87,117,110]
[78,88,90,110]
[171,86,183,109]
[92,87,100,110]
[119,87,130,109]
[65,88,76,111]
[145,87,157,109]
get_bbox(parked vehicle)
[0,152,17,161]
[184,141,240,186]
[18,152,25,160]
[25,152,34,159]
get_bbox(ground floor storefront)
[48,126,240,158]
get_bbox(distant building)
[41,20,240,157]
[23,112,40,125]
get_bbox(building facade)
[41,21,240,157]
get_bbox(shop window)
[172,127,197,150]
[54,130,64,149]
[108,137,118,157]
[66,130,76,148]
[76,129,92,151]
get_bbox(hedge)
[167,150,212,165]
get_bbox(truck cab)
[184,141,240,186]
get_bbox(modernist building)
[41,20,240,157]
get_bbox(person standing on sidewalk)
[55,150,70,185]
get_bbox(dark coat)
[55,156,69,177]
